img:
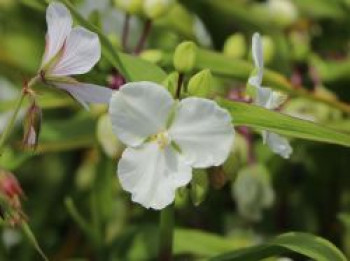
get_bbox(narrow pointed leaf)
[210,232,346,261]
[218,99,350,147]
[21,222,48,261]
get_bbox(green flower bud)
[188,69,213,98]
[114,0,143,14]
[289,31,310,62]
[267,0,298,27]
[144,0,174,19]
[97,114,124,158]
[262,36,275,65]
[162,71,179,97]
[140,49,164,64]
[190,169,209,206]
[223,33,247,59]
[173,41,197,73]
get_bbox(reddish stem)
[134,19,152,55]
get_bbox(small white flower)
[249,33,292,159]
[39,2,112,109]
[109,82,234,209]
[0,78,24,134]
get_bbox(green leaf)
[61,0,167,83]
[195,49,350,114]
[210,232,347,261]
[174,229,241,256]
[37,113,96,153]
[21,222,48,261]
[218,99,350,147]
[293,0,345,19]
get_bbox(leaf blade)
[218,99,350,147]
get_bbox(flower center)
[151,131,170,150]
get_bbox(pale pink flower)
[39,2,112,109]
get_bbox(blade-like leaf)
[210,232,347,261]
[218,98,350,147]
[21,222,48,261]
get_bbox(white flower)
[39,2,112,109]
[109,82,234,209]
[249,33,292,159]
[0,78,24,134]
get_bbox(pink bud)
[108,70,126,90]
[0,171,23,199]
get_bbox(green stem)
[158,204,175,261]
[0,76,39,155]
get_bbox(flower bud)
[190,169,208,206]
[22,101,42,150]
[97,114,124,158]
[267,0,298,27]
[114,0,144,14]
[140,49,164,64]
[223,33,247,59]
[162,71,179,97]
[209,167,227,190]
[173,41,197,73]
[0,170,23,199]
[188,69,213,98]
[144,0,174,19]
[289,31,310,62]
[262,36,275,65]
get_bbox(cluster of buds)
[0,170,26,227]
[115,0,174,19]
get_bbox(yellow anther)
[151,131,170,150]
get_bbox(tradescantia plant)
[1,0,350,260]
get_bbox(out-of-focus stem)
[176,73,184,99]
[158,204,174,261]
[122,13,130,52]
[239,126,255,164]
[0,76,39,155]
[134,19,152,55]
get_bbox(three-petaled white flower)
[39,2,112,109]
[109,82,234,209]
[249,33,292,159]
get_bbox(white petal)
[109,82,174,147]
[118,142,192,210]
[42,3,72,67]
[263,131,292,159]
[55,82,113,109]
[248,72,263,88]
[253,85,287,110]
[169,98,234,168]
[268,91,287,110]
[50,27,101,76]
[254,85,273,108]
[252,33,263,69]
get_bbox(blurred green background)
[1,0,350,260]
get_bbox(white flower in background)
[249,33,292,159]
[39,2,112,109]
[0,78,24,134]
[79,0,142,48]
[193,16,212,48]
[109,82,234,209]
